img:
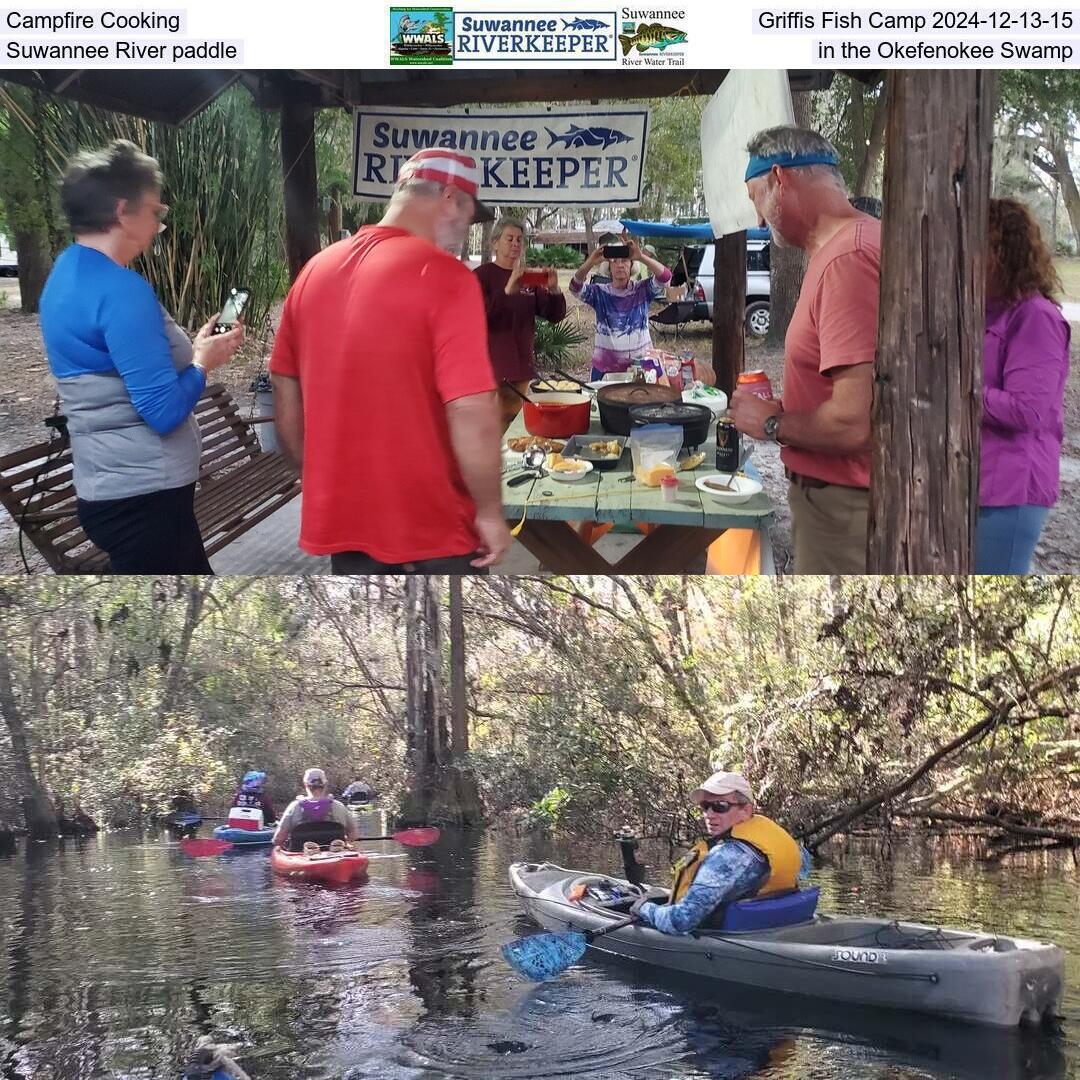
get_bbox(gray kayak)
[509,862,1065,1029]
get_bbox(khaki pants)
[498,381,531,431]
[788,481,870,575]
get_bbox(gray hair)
[390,176,448,206]
[746,125,846,190]
[492,216,525,243]
[61,139,163,233]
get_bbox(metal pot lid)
[628,402,714,425]
[596,383,681,406]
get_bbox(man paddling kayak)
[272,768,359,852]
[632,771,804,935]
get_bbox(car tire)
[745,300,770,338]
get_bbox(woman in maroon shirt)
[473,217,568,429]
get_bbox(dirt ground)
[1,273,1078,575]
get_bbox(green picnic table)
[501,407,775,573]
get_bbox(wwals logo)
[390,8,454,65]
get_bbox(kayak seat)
[286,820,346,852]
[714,887,820,932]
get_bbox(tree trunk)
[14,228,51,314]
[763,90,812,350]
[327,196,342,247]
[0,592,56,840]
[1049,132,1080,250]
[867,71,994,573]
[449,577,469,757]
[479,217,494,265]
[855,83,889,198]
[159,580,209,717]
[582,206,596,253]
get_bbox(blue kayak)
[214,825,274,846]
[161,812,202,829]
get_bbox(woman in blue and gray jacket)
[39,139,243,574]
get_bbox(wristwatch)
[763,414,783,443]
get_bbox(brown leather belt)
[786,469,869,493]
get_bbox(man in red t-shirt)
[730,126,880,575]
[270,150,510,573]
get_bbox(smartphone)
[603,243,631,259]
[519,269,550,288]
[213,287,250,335]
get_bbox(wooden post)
[279,92,322,282]
[867,71,995,573]
[711,231,746,398]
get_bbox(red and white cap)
[396,149,493,222]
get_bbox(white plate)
[547,460,594,483]
[696,473,763,505]
[587,373,634,390]
[682,388,728,416]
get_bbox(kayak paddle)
[179,837,234,857]
[502,913,637,980]
[366,827,441,847]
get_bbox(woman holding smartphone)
[39,139,244,574]
[570,235,673,380]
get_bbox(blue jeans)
[975,505,1050,574]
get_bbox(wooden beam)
[711,232,747,398]
[279,91,322,282]
[867,71,995,573]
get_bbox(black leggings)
[77,482,212,574]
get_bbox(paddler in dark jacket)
[231,770,277,825]
[633,771,803,936]
[272,768,359,849]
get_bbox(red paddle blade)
[390,827,441,847]
[180,837,233,857]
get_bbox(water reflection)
[0,830,1075,1079]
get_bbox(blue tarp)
[619,219,770,242]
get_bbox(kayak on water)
[213,825,275,846]
[347,802,376,814]
[271,845,370,884]
[508,862,1064,1029]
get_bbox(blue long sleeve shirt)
[636,840,770,936]
[40,243,205,435]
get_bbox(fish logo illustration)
[618,21,686,55]
[562,17,608,30]
[546,124,633,150]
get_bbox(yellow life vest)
[670,814,801,903]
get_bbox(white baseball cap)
[302,768,327,787]
[396,149,493,223]
[692,770,754,803]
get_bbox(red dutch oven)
[522,391,592,439]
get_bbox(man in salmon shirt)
[730,127,880,575]
[270,149,510,574]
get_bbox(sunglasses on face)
[699,800,738,815]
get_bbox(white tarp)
[700,70,794,239]
[353,106,649,206]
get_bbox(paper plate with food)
[545,454,594,483]
[504,435,566,460]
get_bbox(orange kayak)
[270,846,369,884]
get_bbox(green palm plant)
[533,318,588,370]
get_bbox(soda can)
[737,369,773,401]
[679,360,696,388]
[715,416,740,472]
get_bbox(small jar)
[660,474,679,502]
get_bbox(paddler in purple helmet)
[272,768,359,852]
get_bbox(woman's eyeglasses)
[699,800,736,815]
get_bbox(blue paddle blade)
[502,931,589,981]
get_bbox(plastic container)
[660,475,679,502]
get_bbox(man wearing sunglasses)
[631,771,803,935]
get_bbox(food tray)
[562,434,627,470]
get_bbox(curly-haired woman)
[978,198,1071,573]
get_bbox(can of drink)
[679,360,696,388]
[715,416,740,472]
[737,370,773,400]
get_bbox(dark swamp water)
[0,824,1077,1080]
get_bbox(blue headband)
[745,151,839,182]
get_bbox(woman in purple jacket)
[978,199,1071,573]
